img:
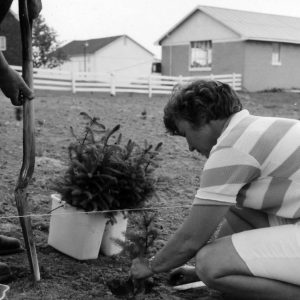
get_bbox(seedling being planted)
[107,211,160,298]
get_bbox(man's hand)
[28,0,42,20]
[169,265,199,286]
[130,257,153,280]
[0,66,34,106]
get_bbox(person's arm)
[0,51,34,105]
[0,0,42,23]
[130,203,230,279]
[0,51,9,70]
[28,0,42,20]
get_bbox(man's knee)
[195,243,220,288]
[195,236,251,289]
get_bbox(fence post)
[110,73,116,96]
[148,74,152,98]
[71,70,76,94]
[178,75,183,85]
[232,73,236,90]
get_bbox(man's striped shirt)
[193,109,300,219]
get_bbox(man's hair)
[163,80,243,135]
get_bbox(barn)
[0,10,22,66]
[156,5,300,91]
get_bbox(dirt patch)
[0,90,299,299]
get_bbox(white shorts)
[231,216,300,285]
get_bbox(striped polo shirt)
[193,109,300,219]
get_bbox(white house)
[57,35,155,78]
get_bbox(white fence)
[12,66,242,97]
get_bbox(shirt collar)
[212,109,250,153]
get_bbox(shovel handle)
[15,0,40,282]
[18,0,35,188]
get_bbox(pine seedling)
[108,211,160,297]
[117,211,159,259]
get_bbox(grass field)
[0,89,299,299]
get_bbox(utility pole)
[83,41,89,72]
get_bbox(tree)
[32,15,68,68]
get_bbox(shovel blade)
[15,189,40,282]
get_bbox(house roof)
[0,9,19,24]
[157,5,300,45]
[58,35,121,56]
[59,35,154,56]
[9,9,19,21]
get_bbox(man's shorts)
[231,216,300,285]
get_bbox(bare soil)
[0,89,299,299]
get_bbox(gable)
[94,35,154,59]
[160,10,240,46]
[0,10,19,31]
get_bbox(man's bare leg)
[195,237,300,300]
[169,207,270,285]
[216,206,269,238]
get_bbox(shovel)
[14,0,40,282]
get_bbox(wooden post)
[232,73,236,90]
[178,75,183,85]
[148,74,152,98]
[16,0,40,282]
[110,72,116,96]
[71,70,76,94]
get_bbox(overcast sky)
[10,0,300,58]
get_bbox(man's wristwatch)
[148,256,156,274]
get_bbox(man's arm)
[0,52,34,105]
[131,204,230,279]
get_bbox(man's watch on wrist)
[148,256,156,274]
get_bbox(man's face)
[175,119,218,158]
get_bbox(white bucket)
[100,212,128,256]
[48,194,107,260]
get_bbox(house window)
[190,40,212,70]
[272,43,281,65]
[0,36,6,51]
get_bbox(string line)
[0,204,192,220]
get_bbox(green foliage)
[32,15,68,68]
[54,112,162,217]
[116,212,159,259]
[108,212,159,296]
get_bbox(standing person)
[130,80,300,300]
[0,0,41,282]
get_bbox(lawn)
[0,89,299,299]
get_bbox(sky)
[10,0,300,58]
